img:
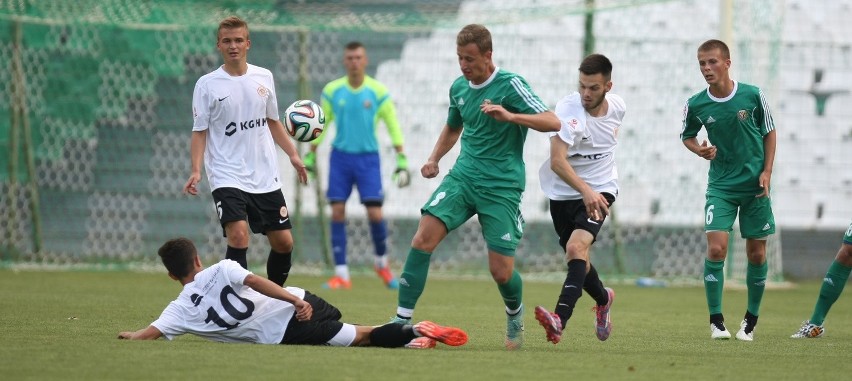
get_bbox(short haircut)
[218,16,249,40]
[158,238,197,279]
[345,41,365,51]
[578,54,613,81]
[698,39,730,59]
[456,24,492,54]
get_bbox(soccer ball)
[283,99,325,142]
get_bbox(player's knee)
[836,244,852,265]
[565,242,589,260]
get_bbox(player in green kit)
[681,39,777,341]
[791,221,852,339]
[387,24,561,350]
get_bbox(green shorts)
[422,172,524,256]
[704,191,775,239]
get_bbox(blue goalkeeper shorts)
[326,149,384,205]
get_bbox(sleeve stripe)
[759,89,775,133]
[510,77,548,113]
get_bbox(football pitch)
[2,270,850,380]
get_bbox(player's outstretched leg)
[414,321,468,346]
[534,305,563,344]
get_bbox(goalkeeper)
[305,41,408,290]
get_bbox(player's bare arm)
[243,274,313,321]
[268,118,308,185]
[183,130,208,195]
[118,325,163,340]
[549,136,610,220]
[682,137,717,160]
[757,129,777,198]
[422,124,463,178]
[480,104,560,132]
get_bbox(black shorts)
[549,192,616,250]
[280,291,344,345]
[211,187,292,237]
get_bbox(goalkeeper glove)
[393,153,410,188]
[303,151,317,177]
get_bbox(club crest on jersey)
[257,86,269,98]
[482,99,492,106]
[568,118,579,130]
[737,110,748,120]
[363,100,372,109]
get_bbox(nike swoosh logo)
[564,285,577,289]
[586,218,600,225]
[279,218,289,224]
[218,96,229,101]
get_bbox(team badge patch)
[279,206,289,218]
[737,110,748,120]
[257,86,269,98]
[363,100,372,109]
[568,118,579,129]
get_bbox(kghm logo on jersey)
[737,110,748,120]
[224,118,269,137]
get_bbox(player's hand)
[289,155,308,185]
[696,140,717,160]
[293,299,313,321]
[480,103,513,122]
[421,160,439,179]
[393,153,411,188]
[183,173,202,195]
[303,151,317,178]
[583,191,610,222]
[756,170,772,198]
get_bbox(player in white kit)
[534,54,626,345]
[118,238,468,349]
[183,16,307,286]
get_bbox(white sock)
[396,307,414,319]
[375,255,389,269]
[334,265,350,280]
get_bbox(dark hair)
[578,53,613,81]
[457,24,492,53]
[218,16,249,40]
[157,238,197,278]
[345,41,365,51]
[697,39,730,59]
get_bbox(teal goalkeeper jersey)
[681,81,775,196]
[316,75,404,153]
[446,68,549,190]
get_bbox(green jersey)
[681,81,775,196]
[446,68,549,190]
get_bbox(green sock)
[704,259,725,315]
[810,260,852,325]
[398,248,432,310]
[497,270,523,311]
[746,261,768,316]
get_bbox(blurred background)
[1,0,849,284]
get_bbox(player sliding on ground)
[118,238,467,349]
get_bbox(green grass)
[1,269,850,381]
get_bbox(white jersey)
[192,64,282,193]
[539,92,626,200]
[150,259,306,344]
